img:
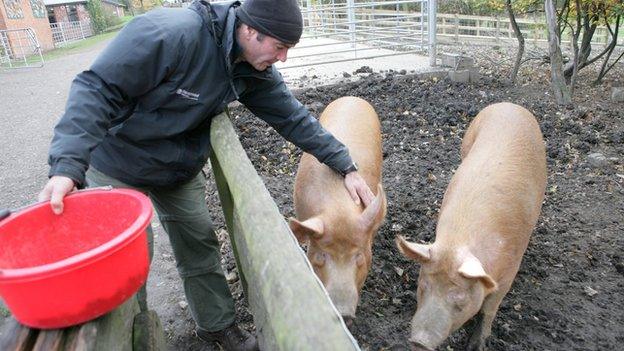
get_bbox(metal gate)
[50,21,94,47]
[0,28,44,69]
[283,0,437,68]
[209,0,438,68]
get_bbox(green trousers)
[86,167,235,332]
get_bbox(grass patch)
[43,30,120,61]
[2,17,134,69]
[0,302,10,318]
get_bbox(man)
[38,0,374,350]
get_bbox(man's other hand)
[344,171,375,207]
[38,176,76,215]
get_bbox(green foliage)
[0,302,10,318]
[87,0,125,34]
[437,0,561,16]
[87,0,108,34]
[104,10,122,29]
[438,0,506,15]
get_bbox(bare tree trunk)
[545,0,572,105]
[595,14,621,84]
[557,0,571,39]
[506,0,525,84]
[124,0,135,16]
[569,0,582,96]
[563,7,599,78]
[596,51,624,83]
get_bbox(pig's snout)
[335,300,357,320]
[409,340,434,351]
[328,285,359,319]
[409,302,452,351]
[342,315,355,328]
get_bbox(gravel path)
[0,43,105,210]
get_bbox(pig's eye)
[453,300,467,312]
[312,251,326,266]
[355,252,365,266]
[450,291,468,310]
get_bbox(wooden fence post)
[209,112,360,350]
[454,13,459,42]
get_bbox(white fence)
[436,13,624,48]
[50,21,94,47]
[0,28,44,69]
[283,0,436,69]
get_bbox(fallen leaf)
[394,267,404,277]
[584,286,598,297]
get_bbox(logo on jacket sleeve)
[176,88,200,101]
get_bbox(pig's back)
[319,96,381,146]
[304,96,382,185]
[294,97,382,216]
[438,103,546,250]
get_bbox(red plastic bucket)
[0,188,152,329]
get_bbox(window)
[48,7,56,23]
[66,4,79,22]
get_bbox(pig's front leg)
[465,287,508,351]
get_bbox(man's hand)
[38,176,76,215]
[344,171,375,207]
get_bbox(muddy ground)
[1,41,621,351]
[198,57,624,350]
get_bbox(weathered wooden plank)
[0,296,153,351]
[132,310,166,351]
[211,153,248,297]
[63,296,140,351]
[64,323,97,351]
[93,297,140,351]
[210,112,360,350]
[32,329,64,351]
[0,318,38,351]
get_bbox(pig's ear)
[360,183,387,231]
[288,217,324,244]
[458,256,498,292]
[395,235,431,263]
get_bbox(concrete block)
[588,153,609,169]
[449,70,470,83]
[469,69,481,83]
[441,53,459,67]
[612,87,624,102]
[441,53,474,70]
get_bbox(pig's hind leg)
[465,285,510,351]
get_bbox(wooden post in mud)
[209,111,360,351]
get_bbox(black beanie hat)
[236,0,303,45]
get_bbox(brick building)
[0,0,55,51]
[45,0,126,24]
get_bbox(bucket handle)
[0,186,113,222]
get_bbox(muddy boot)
[197,323,259,351]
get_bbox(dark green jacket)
[48,0,352,187]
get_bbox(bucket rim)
[0,188,152,282]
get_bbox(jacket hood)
[188,0,239,47]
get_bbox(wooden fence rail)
[305,7,623,48]
[209,111,360,350]
[435,13,623,47]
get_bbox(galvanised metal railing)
[50,21,94,47]
[208,0,438,69]
[287,0,435,68]
[0,28,44,69]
